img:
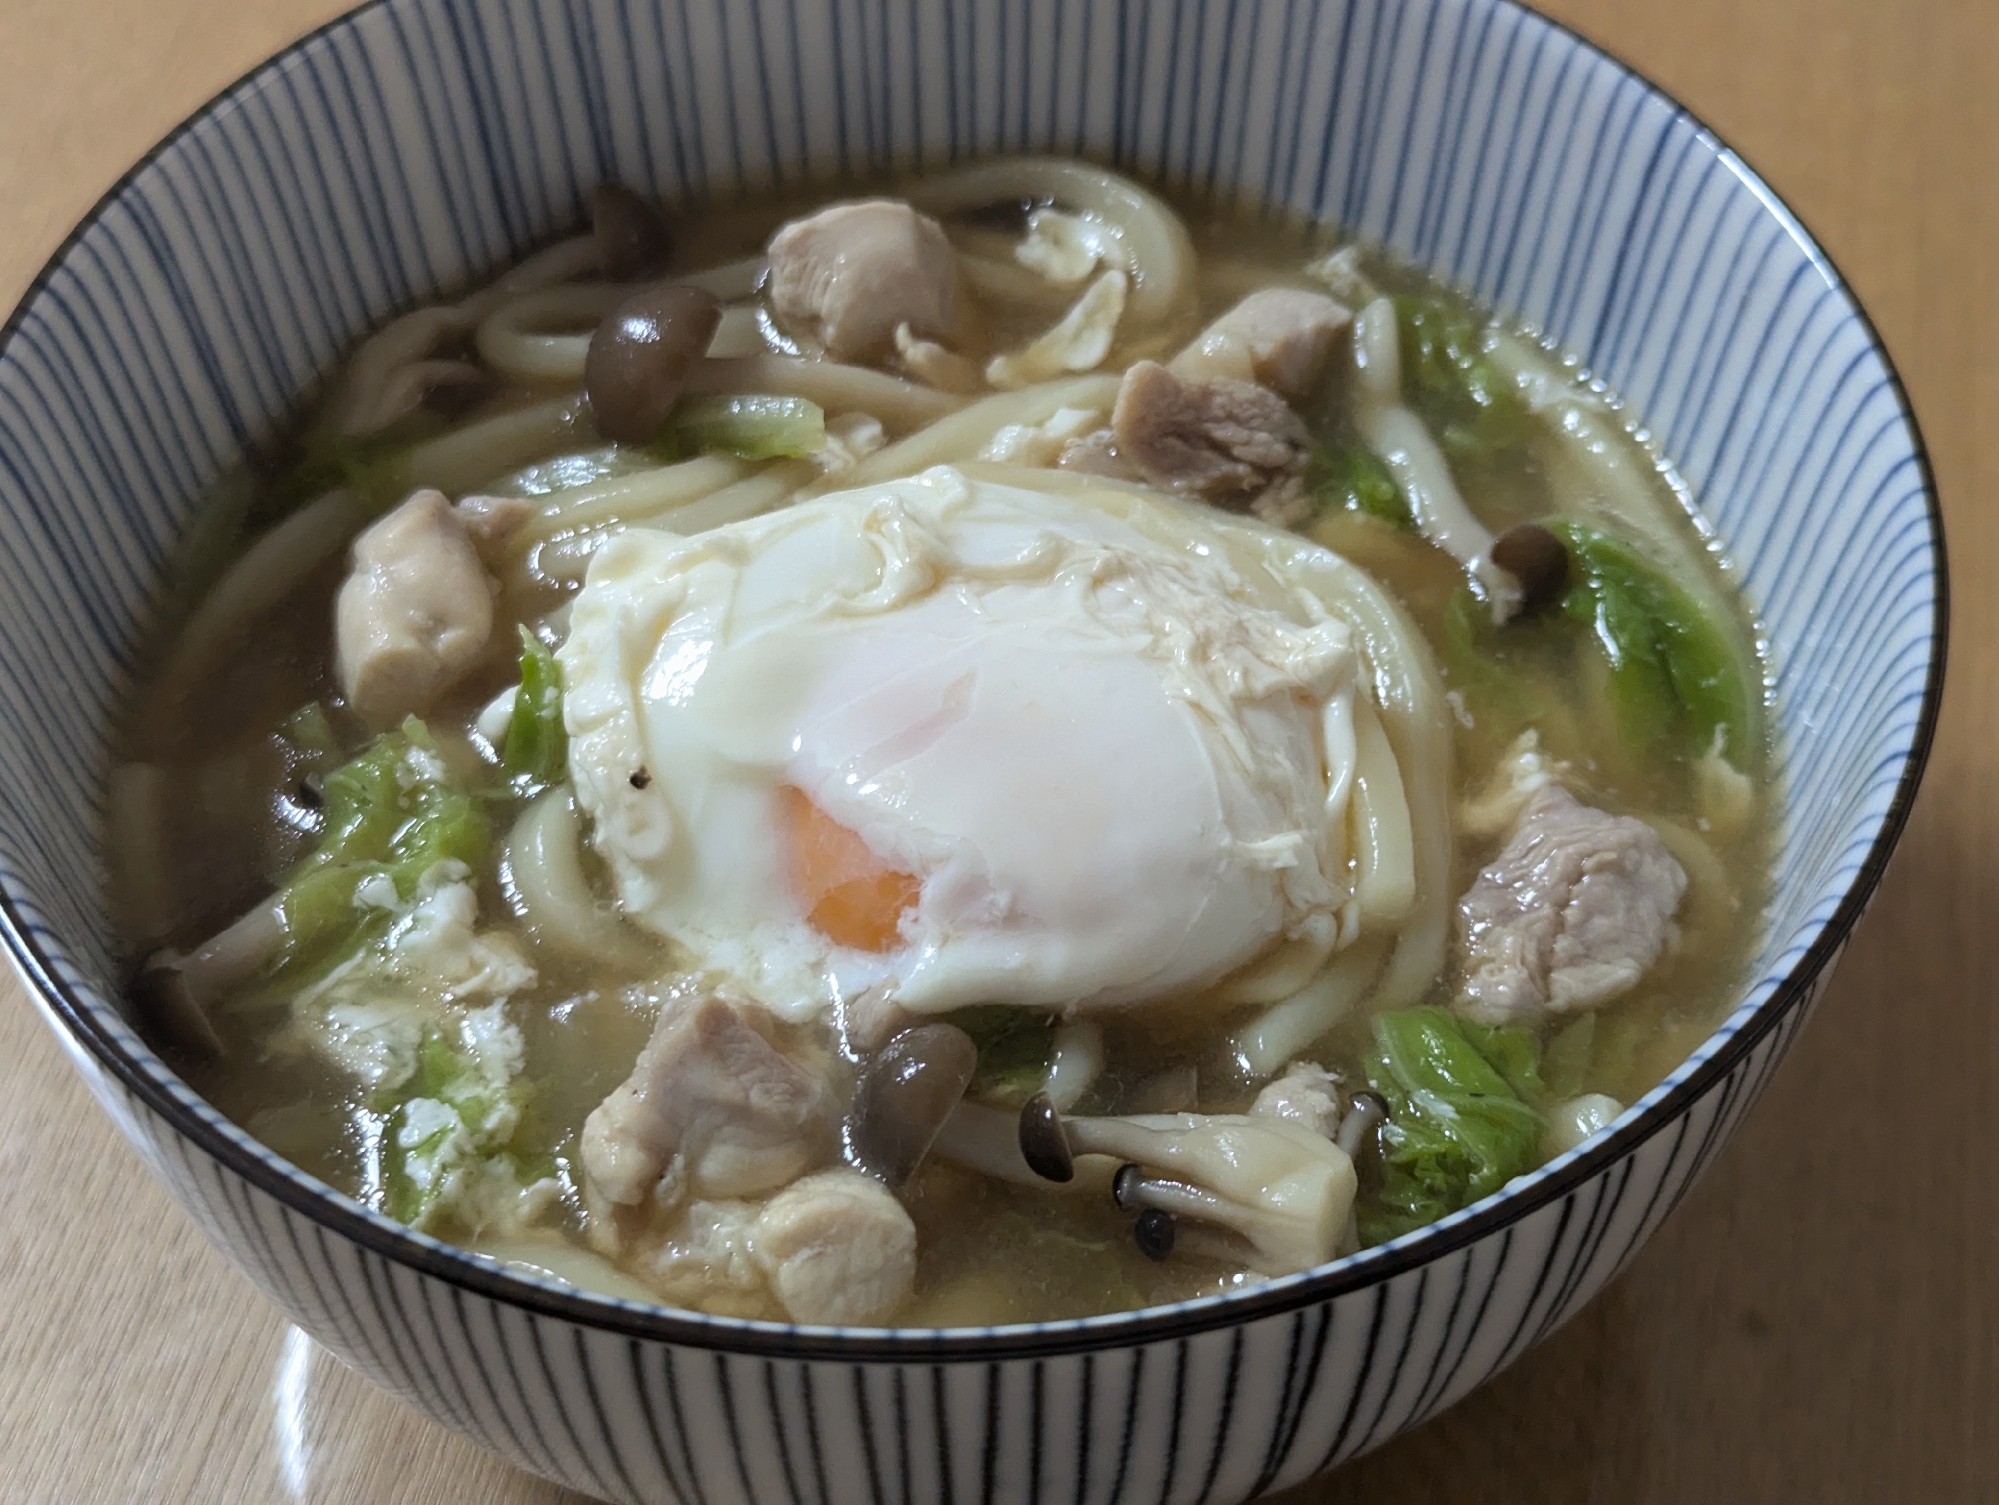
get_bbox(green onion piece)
[666,394,826,461]
[257,428,417,524]
[502,628,567,793]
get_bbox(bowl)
[0,0,1943,1500]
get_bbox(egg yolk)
[778,786,921,951]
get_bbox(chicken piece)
[581,994,838,1208]
[1456,785,1688,1026]
[632,1199,772,1319]
[451,493,534,560]
[751,1169,918,1325]
[767,200,958,360]
[1171,288,1352,398]
[1250,1060,1344,1139]
[334,489,501,729]
[1110,360,1311,497]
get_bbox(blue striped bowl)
[0,1,1942,1500]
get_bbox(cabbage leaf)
[1358,1006,1545,1245]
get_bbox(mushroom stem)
[851,1024,978,1189]
[1336,1090,1389,1162]
[135,898,287,1052]
[932,1099,1044,1185]
[1052,1107,1359,1274]
[1041,1019,1103,1112]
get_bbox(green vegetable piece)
[249,719,489,1001]
[259,428,414,524]
[1551,521,1754,763]
[278,702,339,760]
[946,1005,1058,1107]
[379,1022,541,1231]
[1305,439,1412,529]
[1359,1006,1545,1245]
[1458,1019,1547,1106]
[1392,295,1530,468]
[1440,585,1546,741]
[666,394,826,461]
[502,629,568,792]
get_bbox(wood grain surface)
[0,1,1987,1500]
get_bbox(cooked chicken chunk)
[1171,288,1352,398]
[630,1198,771,1318]
[1250,1060,1344,1139]
[767,200,958,360]
[581,994,838,1208]
[451,493,534,558]
[335,488,507,730]
[1456,785,1688,1026]
[751,1168,918,1325]
[1110,360,1311,497]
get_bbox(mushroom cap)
[851,1023,978,1188]
[585,283,723,443]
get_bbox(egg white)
[559,466,1364,1023]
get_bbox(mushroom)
[584,284,723,443]
[1040,1019,1103,1112]
[930,1099,1044,1185]
[1017,1094,1359,1275]
[1335,1089,1388,1162]
[1132,1207,1176,1262]
[591,183,673,281]
[1490,523,1569,615]
[850,1023,978,1189]
[135,898,286,1053]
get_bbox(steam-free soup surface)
[111,162,1769,1326]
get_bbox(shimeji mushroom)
[1017,1095,1358,1275]
[850,1023,979,1189]
[136,899,286,1053]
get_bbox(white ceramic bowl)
[0,2,1943,1501]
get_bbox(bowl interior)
[0,0,1940,1332]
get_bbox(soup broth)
[110,162,1769,1325]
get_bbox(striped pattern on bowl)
[0,1,1941,1501]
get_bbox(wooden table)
[0,1,1987,1499]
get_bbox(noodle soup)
[109,161,1768,1325]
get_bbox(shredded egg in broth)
[560,466,1383,1021]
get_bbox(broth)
[109,163,1769,1324]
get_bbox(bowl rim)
[0,0,1947,1361]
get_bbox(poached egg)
[559,466,1364,1022]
